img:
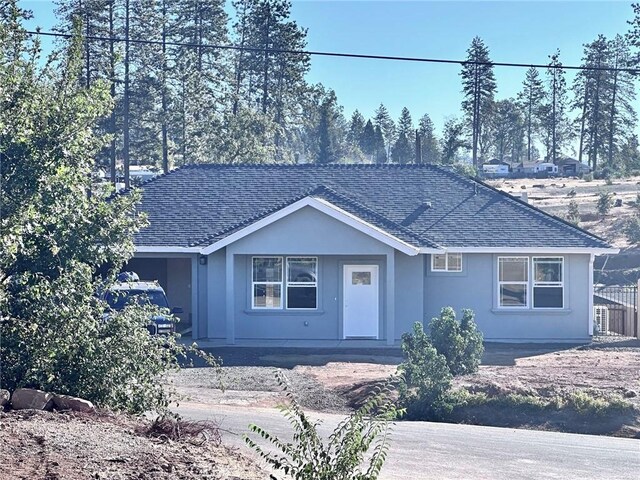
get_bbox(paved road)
[176,403,640,480]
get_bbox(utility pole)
[161,0,169,174]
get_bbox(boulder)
[0,389,9,408]
[52,394,95,413]
[10,388,54,410]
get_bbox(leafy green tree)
[245,372,398,480]
[440,117,467,164]
[460,36,496,167]
[490,99,525,163]
[0,5,210,413]
[517,67,546,163]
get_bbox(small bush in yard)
[429,307,484,376]
[398,322,453,420]
[597,191,613,217]
[245,372,400,480]
[566,199,580,225]
[624,215,640,245]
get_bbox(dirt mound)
[0,409,263,480]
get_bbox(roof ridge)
[432,164,611,248]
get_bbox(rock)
[53,394,95,413]
[0,389,9,408]
[10,388,54,410]
[624,389,638,398]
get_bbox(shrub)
[245,372,399,480]
[566,199,580,225]
[624,215,640,245]
[597,191,613,217]
[429,307,484,376]
[398,322,453,420]
[582,173,594,182]
[452,163,478,178]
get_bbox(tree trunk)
[232,0,248,116]
[578,82,588,165]
[607,68,619,167]
[123,0,130,189]
[161,0,168,174]
[526,90,533,162]
[261,6,271,115]
[109,0,116,186]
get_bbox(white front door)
[343,265,379,339]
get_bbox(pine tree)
[360,119,377,162]
[347,110,366,147]
[541,50,573,164]
[391,107,414,164]
[417,114,440,164]
[460,36,496,167]
[517,67,545,163]
[373,104,396,159]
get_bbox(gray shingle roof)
[131,164,611,250]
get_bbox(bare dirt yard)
[172,339,640,437]
[0,409,263,480]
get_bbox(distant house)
[557,158,591,176]
[516,162,558,176]
[482,159,511,177]
[123,164,617,344]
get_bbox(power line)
[25,29,640,74]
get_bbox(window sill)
[491,308,572,315]
[244,309,326,316]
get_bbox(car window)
[105,289,169,310]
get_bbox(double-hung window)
[252,257,283,309]
[431,253,463,272]
[533,257,564,308]
[251,256,318,310]
[498,257,529,307]
[497,256,564,309]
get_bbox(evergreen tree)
[373,125,387,164]
[517,67,545,163]
[541,50,573,163]
[417,114,440,164]
[360,119,377,162]
[391,107,414,164]
[460,36,496,167]
[373,103,396,159]
[347,110,366,147]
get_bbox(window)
[533,257,563,308]
[498,257,529,307]
[286,257,317,309]
[497,256,564,309]
[252,257,283,309]
[431,253,463,272]
[251,256,318,310]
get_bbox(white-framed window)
[251,256,318,310]
[252,257,283,309]
[431,253,463,272]
[533,257,564,308]
[497,256,564,309]
[286,257,318,309]
[498,257,529,308]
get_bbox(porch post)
[225,249,235,345]
[386,251,395,346]
[190,255,199,339]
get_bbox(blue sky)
[21,0,636,135]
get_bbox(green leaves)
[244,371,398,480]
[0,6,215,415]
